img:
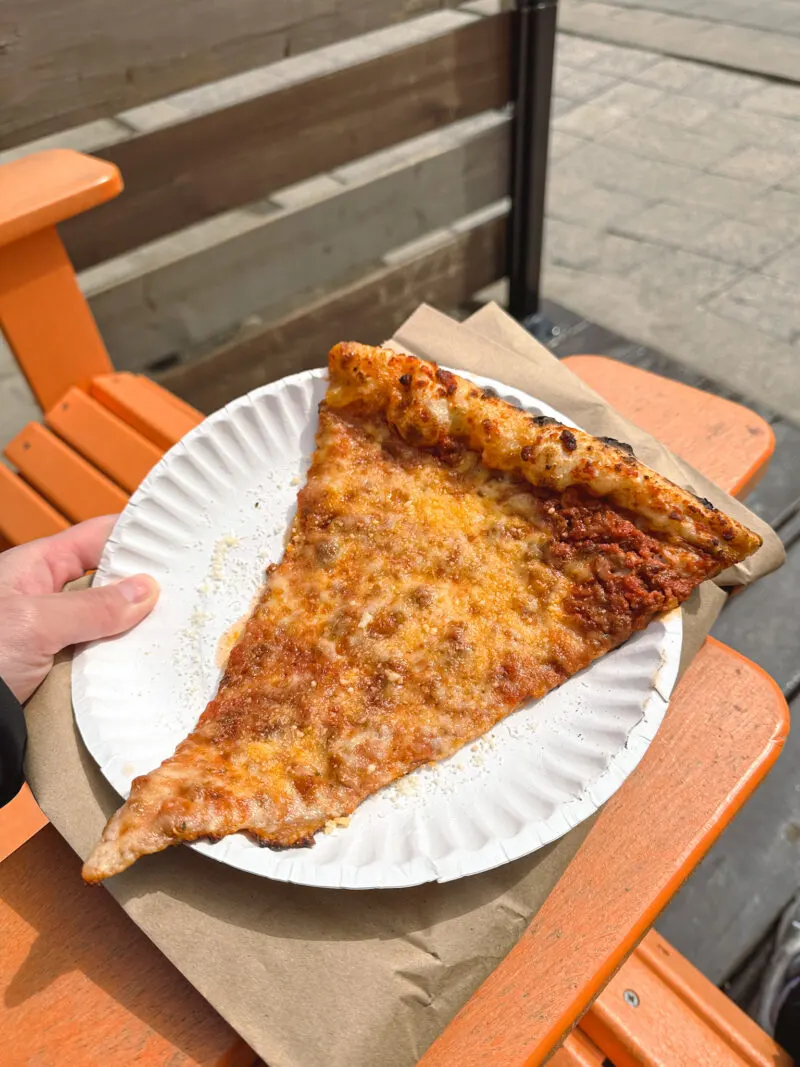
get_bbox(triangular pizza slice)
[83,343,761,881]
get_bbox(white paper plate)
[73,367,681,889]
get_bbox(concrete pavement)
[558,0,800,81]
[544,32,800,422]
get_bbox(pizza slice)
[82,343,761,882]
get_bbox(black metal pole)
[507,0,559,333]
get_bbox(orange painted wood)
[139,373,209,422]
[0,225,114,411]
[581,930,791,1067]
[0,787,48,865]
[565,355,774,499]
[419,639,789,1067]
[0,383,197,860]
[0,463,69,544]
[0,467,68,859]
[0,227,114,411]
[550,1030,606,1066]
[4,423,128,522]
[91,373,204,451]
[0,150,122,250]
[636,931,789,1064]
[45,387,164,493]
[0,150,119,412]
[0,826,257,1067]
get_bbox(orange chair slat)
[0,827,257,1067]
[640,930,789,1062]
[138,373,209,422]
[419,640,788,1067]
[91,373,203,451]
[0,787,48,865]
[550,1030,606,1066]
[0,228,113,411]
[0,470,65,860]
[0,464,69,545]
[45,387,164,493]
[565,355,774,498]
[581,931,791,1067]
[634,931,790,1065]
[0,149,122,250]
[4,423,128,522]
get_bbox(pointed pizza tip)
[82,838,138,883]
[82,828,152,883]
[80,754,220,882]
[82,795,179,882]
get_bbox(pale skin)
[0,515,159,702]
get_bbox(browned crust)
[326,342,761,568]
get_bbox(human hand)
[0,516,159,702]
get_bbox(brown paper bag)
[24,303,784,1067]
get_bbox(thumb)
[34,575,160,653]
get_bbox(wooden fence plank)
[60,13,511,269]
[85,116,509,372]
[1,1,466,148]
[160,213,507,413]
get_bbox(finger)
[0,515,119,596]
[43,515,120,585]
[31,575,160,653]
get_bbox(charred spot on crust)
[532,414,558,427]
[265,835,316,851]
[560,429,578,452]
[482,385,498,398]
[520,445,535,462]
[435,368,458,395]
[694,494,718,511]
[399,373,412,388]
[721,529,735,541]
[431,437,463,464]
[598,435,635,457]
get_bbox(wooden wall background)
[0,0,514,414]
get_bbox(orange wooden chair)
[0,148,789,1067]
[0,150,204,862]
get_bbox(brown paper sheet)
[24,303,783,1067]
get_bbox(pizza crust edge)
[326,342,761,568]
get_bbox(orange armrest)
[0,149,122,249]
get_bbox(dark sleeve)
[0,676,26,807]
